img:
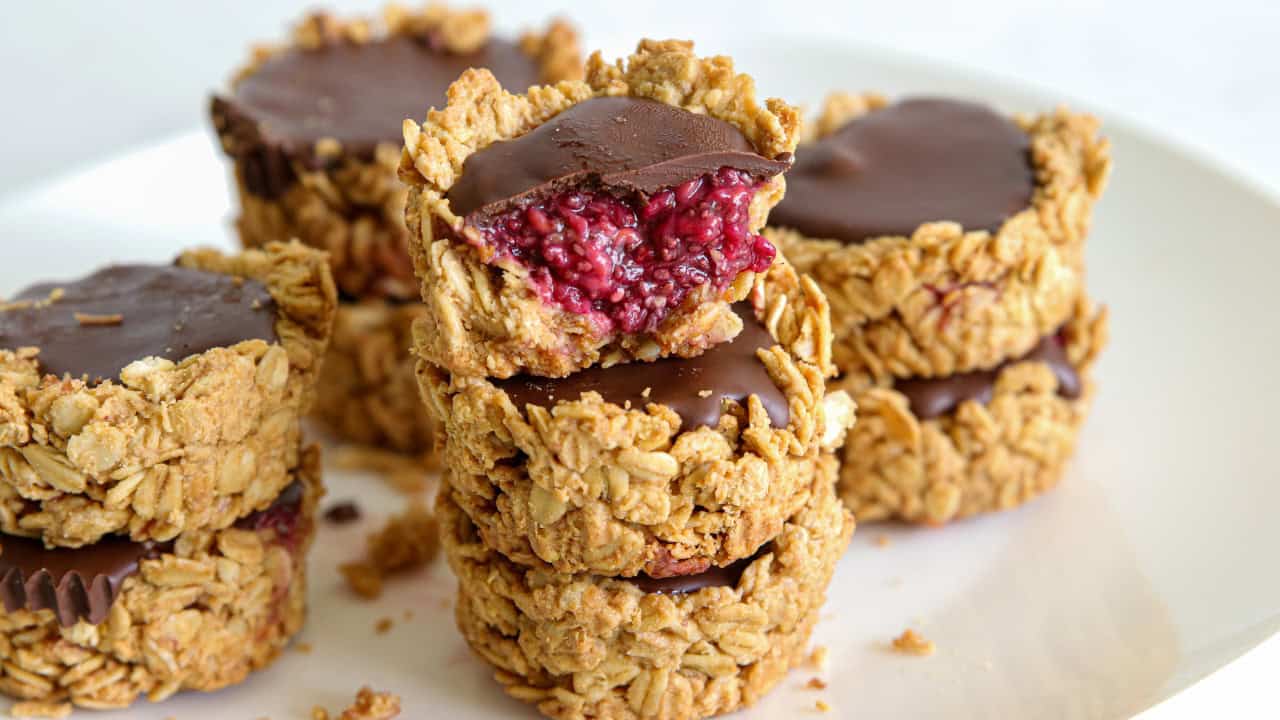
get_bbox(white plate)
[2,38,1279,720]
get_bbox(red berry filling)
[470,168,776,334]
[237,482,306,554]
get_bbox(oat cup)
[0,242,336,547]
[399,39,801,378]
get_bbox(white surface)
[1,39,1278,719]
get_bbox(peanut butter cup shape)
[440,456,852,720]
[0,446,321,710]
[313,299,438,454]
[211,6,583,301]
[766,93,1110,386]
[838,295,1107,524]
[0,242,336,548]
[420,257,852,577]
[399,39,801,379]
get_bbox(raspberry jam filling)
[470,167,776,334]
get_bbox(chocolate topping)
[627,554,754,595]
[0,536,162,627]
[447,96,793,219]
[894,331,1081,420]
[771,98,1034,244]
[222,36,541,167]
[497,304,788,430]
[1,264,278,385]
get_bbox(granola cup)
[419,257,852,577]
[441,455,852,720]
[313,299,438,454]
[399,39,801,379]
[767,93,1110,387]
[211,6,583,301]
[0,242,336,548]
[838,295,1108,524]
[0,445,321,711]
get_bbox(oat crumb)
[875,534,891,547]
[815,699,831,712]
[641,387,652,398]
[341,503,439,600]
[892,628,936,656]
[312,707,331,720]
[697,389,713,398]
[808,645,829,670]
[341,687,402,719]
[806,677,827,690]
[8,700,72,718]
[375,617,394,634]
[295,641,314,654]
[73,312,123,326]
[403,609,415,622]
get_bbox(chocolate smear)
[0,536,162,627]
[498,303,788,430]
[771,97,1033,244]
[894,331,1081,419]
[2,264,277,385]
[447,96,792,219]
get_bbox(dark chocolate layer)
[894,332,1081,420]
[447,96,792,219]
[225,36,542,162]
[0,480,304,628]
[497,303,788,430]
[2,265,277,385]
[627,555,754,595]
[771,98,1033,244]
[0,536,162,627]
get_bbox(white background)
[2,2,1278,718]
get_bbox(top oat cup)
[0,242,336,548]
[211,5,582,301]
[398,39,801,379]
[766,94,1111,386]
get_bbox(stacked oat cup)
[400,41,856,718]
[767,94,1111,524]
[0,243,336,711]
[211,6,583,456]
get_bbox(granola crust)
[0,242,336,548]
[441,455,853,720]
[767,93,1110,385]
[399,38,802,379]
[839,295,1108,524]
[420,258,852,577]
[314,300,438,454]
[0,445,321,710]
[212,7,584,301]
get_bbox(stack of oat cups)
[399,41,856,719]
[767,94,1112,525]
[0,242,336,712]
[211,5,582,456]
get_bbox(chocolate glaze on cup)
[895,331,1081,419]
[771,97,1034,244]
[498,303,789,430]
[1,265,277,385]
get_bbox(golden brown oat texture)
[441,455,852,720]
[0,445,321,710]
[0,241,336,548]
[212,7,584,302]
[839,295,1108,524]
[339,502,439,600]
[421,258,852,577]
[314,300,438,454]
[7,700,71,718]
[767,92,1111,385]
[339,686,402,720]
[399,38,802,379]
